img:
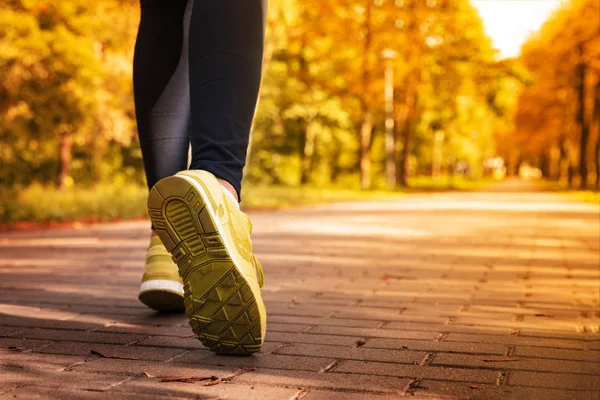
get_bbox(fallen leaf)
[222,368,255,381]
[382,274,416,281]
[0,346,23,352]
[203,368,255,386]
[355,339,366,347]
[319,361,339,373]
[289,388,308,400]
[160,375,218,383]
[534,314,555,318]
[90,350,138,360]
[89,350,107,358]
[469,385,478,389]
[404,378,422,396]
[143,370,156,378]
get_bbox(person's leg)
[146,0,268,355]
[188,0,267,200]
[134,0,191,190]
[134,0,192,312]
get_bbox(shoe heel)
[147,176,264,355]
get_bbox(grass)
[0,183,148,226]
[571,191,600,204]
[407,175,495,191]
[0,175,493,226]
[241,185,404,209]
[538,180,600,205]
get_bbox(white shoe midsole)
[139,279,184,295]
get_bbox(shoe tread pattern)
[148,177,262,355]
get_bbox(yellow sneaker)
[138,235,185,312]
[147,170,266,355]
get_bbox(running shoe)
[138,235,185,312]
[147,170,266,355]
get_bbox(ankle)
[217,178,239,202]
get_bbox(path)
[1,180,599,399]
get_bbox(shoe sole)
[139,289,185,313]
[147,175,264,355]
[139,280,185,313]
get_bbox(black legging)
[133,0,266,197]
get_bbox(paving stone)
[135,335,206,349]
[303,390,400,399]
[265,331,362,346]
[363,338,506,355]
[433,352,600,374]
[1,181,598,398]
[37,341,188,362]
[0,369,127,392]
[72,358,411,394]
[95,323,192,337]
[508,370,600,390]
[0,316,99,331]
[0,326,23,336]
[71,357,236,377]
[308,325,440,340]
[334,360,499,383]
[274,343,426,364]
[111,379,300,399]
[514,345,600,362]
[269,315,384,328]
[409,380,598,400]
[445,332,590,350]
[267,322,314,333]
[0,337,51,351]
[9,328,145,345]
[174,350,337,372]
[0,387,190,400]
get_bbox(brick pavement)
[0,180,598,399]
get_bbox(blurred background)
[0,0,598,226]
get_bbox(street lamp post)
[382,49,397,189]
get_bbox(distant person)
[133,0,267,356]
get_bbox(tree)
[0,0,139,188]
[512,0,600,188]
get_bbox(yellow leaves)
[6,102,32,121]
[513,0,599,164]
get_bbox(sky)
[471,0,564,58]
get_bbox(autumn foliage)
[507,0,600,189]
[0,0,598,195]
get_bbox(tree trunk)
[394,102,409,184]
[398,92,417,187]
[595,135,600,190]
[515,155,523,177]
[567,164,575,187]
[558,135,569,182]
[359,0,372,190]
[300,119,317,185]
[359,110,373,189]
[539,150,549,179]
[330,139,342,184]
[593,80,600,189]
[576,45,589,189]
[58,131,72,189]
[399,116,414,187]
